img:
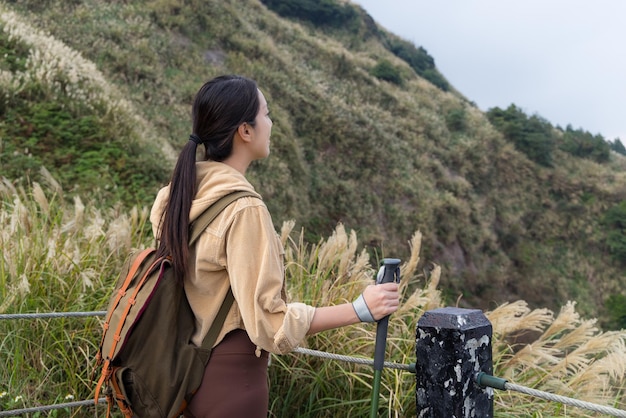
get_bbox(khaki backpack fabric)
[94,191,256,418]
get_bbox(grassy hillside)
[1,0,625,327]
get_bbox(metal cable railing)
[1,310,625,417]
[477,373,626,418]
[0,311,107,320]
[0,399,106,417]
[293,347,415,372]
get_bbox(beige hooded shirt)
[150,161,315,354]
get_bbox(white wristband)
[352,294,375,322]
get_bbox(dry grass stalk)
[488,300,626,414]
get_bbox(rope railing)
[2,310,625,418]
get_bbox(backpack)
[94,190,256,418]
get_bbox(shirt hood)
[150,161,262,231]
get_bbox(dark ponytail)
[156,75,260,281]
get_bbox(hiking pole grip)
[372,258,401,371]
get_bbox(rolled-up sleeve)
[225,203,315,354]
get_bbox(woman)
[150,75,400,417]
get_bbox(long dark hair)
[156,75,260,281]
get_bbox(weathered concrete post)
[415,307,493,418]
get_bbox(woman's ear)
[237,122,251,143]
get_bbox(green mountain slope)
[1,0,625,326]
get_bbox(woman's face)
[249,89,273,160]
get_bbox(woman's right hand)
[307,282,402,335]
[361,283,400,321]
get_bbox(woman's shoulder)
[228,195,271,223]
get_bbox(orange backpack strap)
[100,249,154,341]
[110,369,134,418]
[103,257,164,375]
[94,249,157,403]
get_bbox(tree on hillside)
[610,138,626,155]
[260,0,358,28]
[382,35,450,91]
[487,104,556,167]
[559,125,610,163]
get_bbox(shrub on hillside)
[260,0,359,29]
[0,28,28,72]
[558,125,610,163]
[383,34,450,91]
[602,200,626,265]
[605,294,626,330]
[385,36,434,72]
[445,108,467,132]
[370,59,403,85]
[487,105,556,167]
[420,68,449,91]
[610,138,626,156]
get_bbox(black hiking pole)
[370,258,401,418]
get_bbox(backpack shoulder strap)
[189,190,258,246]
[200,287,234,351]
[187,190,258,352]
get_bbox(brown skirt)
[184,329,270,418]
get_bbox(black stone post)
[415,307,493,418]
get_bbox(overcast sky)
[354,0,626,142]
